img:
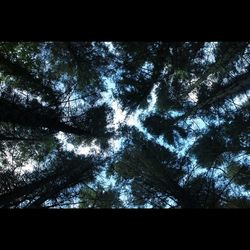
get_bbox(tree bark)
[0,161,92,208]
[181,43,248,97]
[0,98,91,137]
[176,71,250,122]
[0,52,57,103]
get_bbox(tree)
[108,128,203,208]
[0,149,100,208]
[0,42,114,207]
[109,42,250,208]
[79,184,123,208]
[1,42,250,208]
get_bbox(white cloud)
[76,143,101,155]
[233,93,249,106]
[108,138,122,152]
[110,100,126,129]
[188,91,198,103]
[20,160,36,173]
[126,110,140,127]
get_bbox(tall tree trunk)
[0,162,92,208]
[0,134,39,141]
[181,43,248,97]
[0,52,58,104]
[176,70,250,122]
[0,98,91,137]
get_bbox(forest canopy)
[0,42,249,208]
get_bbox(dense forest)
[0,42,249,208]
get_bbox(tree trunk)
[0,98,91,137]
[176,71,250,122]
[182,44,248,97]
[0,52,57,104]
[0,162,92,208]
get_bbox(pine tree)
[0,42,114,207]
[109,42,250,208]
[1,42,249,208]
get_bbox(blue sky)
[12,42,250,207]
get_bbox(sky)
[21,56,250,180]
[23,42,222,159]
[8,42,250,207]
[49,75,158,207]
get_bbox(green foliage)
[155,82,183,112]
[143,115,187,145]
[224,197,250,208]
[191,128,227,167]
[79,185,123,208]
[0,42,250,208]
[185,175,222,208]
[226,162,250,190]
